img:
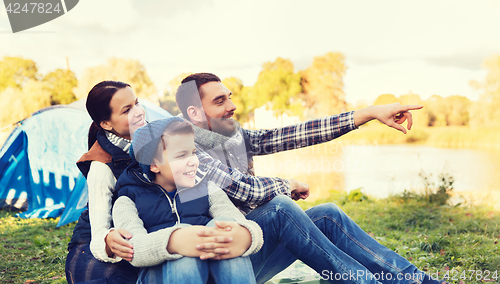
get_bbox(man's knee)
[305,202,345,221]
[268,195,302,212]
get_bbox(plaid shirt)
[196,111,357,208]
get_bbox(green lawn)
[1,192,499,284]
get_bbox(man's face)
[199,81,237,136]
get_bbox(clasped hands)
[167,221,251,260]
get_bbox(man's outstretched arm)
[246,111,356,156]
[246,103,422,156]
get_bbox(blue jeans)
[137,217,256,284]
[247,195,443,284]
[65,243,139,284]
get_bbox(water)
[253,143,500,202]
[342,144,500,198]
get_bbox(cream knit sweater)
[112,181,264,267]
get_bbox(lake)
[253,143,500,206]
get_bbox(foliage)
[0,56,38,91]
[373,94,399,106]
[469,54,500,128]
[251,57,303,118]
[165,72,193,96]
[301,52,347,118]
[74,58,157,100]
[0,56,80,129]
[221,77,251,122]
[419,171,454,205]
[43,69,78,105]
[0,80,51,127]
[425,95,471,127]
[341,188,370,204]
[390,171,454,205]
[159,95,180,116]
[425,95,448,126]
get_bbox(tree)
[251,57,303,118]
[74,58,157,101]
[425,95,447,126]
[0,56,38,91]
[469,55,500,127]
[301,52,347,117]
[221,77,251,122]
[373,94,399,106]
[43,69,78,105]
[445,95,470,126]
[165,72,193,96]
[159,95,180,116]
[0,80,51,127]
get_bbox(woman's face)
[100,87,146,140]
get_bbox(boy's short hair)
[176,73,221,120]
[131,117,194,180]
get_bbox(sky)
[2,0,500,104]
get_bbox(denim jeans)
[136,217,256,284]
[247,195,443,284]
[65,243,139,284]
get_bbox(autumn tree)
[445,95,470,126]
[0,56,38,91]
[251,57,303,118]
[469,55,500,127]
[373,94,399,106]
[0,80,51,126]
[74,58,156,101]
[165,72,193,96]
[158,72,194,116]
[221,77,253,122]
[43,69,78,105]
[425,95,447,126]
[301,52,347,117]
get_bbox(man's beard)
[207,117,238,137]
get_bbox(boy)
[112,117,263,283]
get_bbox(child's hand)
[105,229,134,261]
[167,226,233,258]
[197,221,251,260]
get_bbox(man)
[172,73,447,284]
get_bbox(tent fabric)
[0,99,172,227]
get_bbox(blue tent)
[0,99,171,227]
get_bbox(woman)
[65,81,144,283]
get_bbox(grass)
[1,190,499,283]
[0,210,72,284]
[297,190,500,283]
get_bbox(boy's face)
[153,133,199,190]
